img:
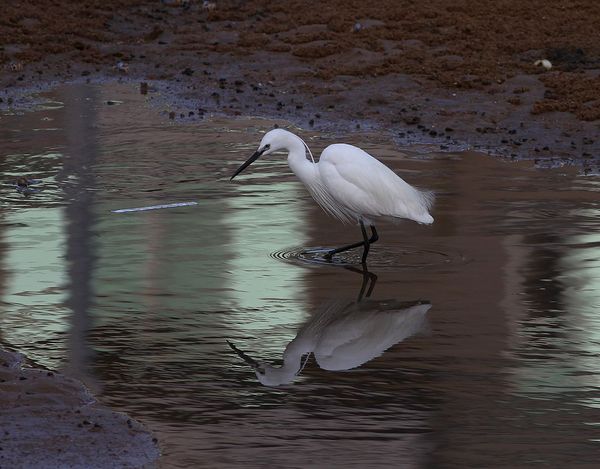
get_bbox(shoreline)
[0,345,160,468]
[3,71,599,174]
[1,1,599,173]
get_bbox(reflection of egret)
[345,265,378,301]
[230,129,434,264]
[228,298,431,387]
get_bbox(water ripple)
[271,245,468,269]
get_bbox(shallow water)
[1,83,599,468]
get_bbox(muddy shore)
[0,347,159,468]
[1,1,599,172]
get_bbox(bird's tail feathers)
[415,213,434,224]
[411,187,435,224]
[417,188,435,211]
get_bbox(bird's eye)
[264,144,270,150]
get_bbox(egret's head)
[230,129,293,180]
[258,128,293,155]
[254,364,297,387]
[227,340,297,387]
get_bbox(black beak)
[227,340,262,370]
[230,147,266,180]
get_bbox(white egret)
[230,129,434,263]
[227,298,431,387]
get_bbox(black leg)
[364,268,377,298]
[361,225,379,264]
[344,264,378,301]
[360,221,370,264]
[369,225,378,244]
[325,221,377,263]
[324,239,365,259]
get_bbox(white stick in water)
[112,201,198,213]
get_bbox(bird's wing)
[304,175,358,224]
[320,144,431,221]
[314,302,431,371]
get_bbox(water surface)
[1,84,599,468]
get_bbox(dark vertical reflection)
[57,85,98,383]
[522,233,564,318]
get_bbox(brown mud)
[2,1,600,171]
[0,348,159,468]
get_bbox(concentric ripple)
[271,245,468,269]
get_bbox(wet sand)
[1,1,599,171]
[0,348,159,468]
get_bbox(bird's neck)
[286,137,317,184]
[281,349,303,374]
[260,333,313,385]
[262,347,304,385]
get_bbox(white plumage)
[317,143,434,225]
[228,298,431,387]
[231,129,434,263]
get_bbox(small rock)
[202,1,217,11]
[8,62,23,72]
[114,62,128,73]
[534,59,552,70]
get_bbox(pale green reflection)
[225,179,310,331]
[561,228,600,396]
[507,208,600,405]
[562,231,600,319]
[92,194,234,320]
[1,207,69,366]
[91,178,309,328]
